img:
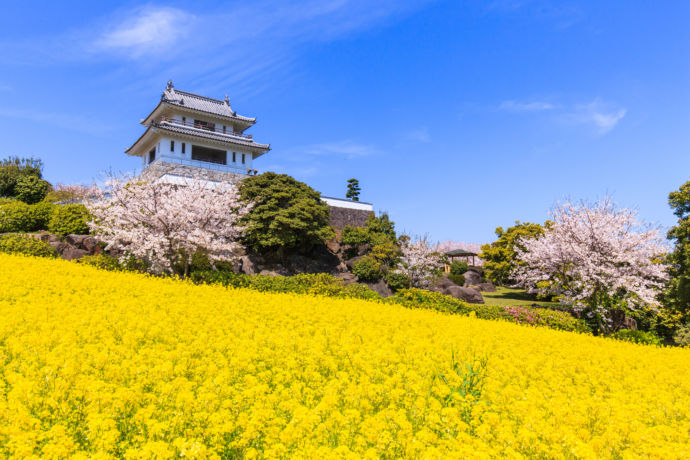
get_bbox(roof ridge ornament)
[166,80,174,91]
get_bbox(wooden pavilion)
[444,249,478,272]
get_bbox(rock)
[49,241,70,254]
[477,282,496,292]
[442,286,484,304]
[325,239,341,255]
[82,237,102,254]
[463,270,482,286]
[65,234,89,248]
[35,233,61,243]
[344,255,365,270]
[61,247,90,261]
[335,272,357,285]
[623,317,638,330]
[259,265,291,276]
[335,262,348,273]
[357,243,371,256]
[366,279,392,298]
[240,255,259,275]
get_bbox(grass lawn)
[481,286,561,309]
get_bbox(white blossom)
[396,236,443,288]
[86,175,250,275]
[513,198,669,312]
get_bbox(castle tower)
[126,81,270,182]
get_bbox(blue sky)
[0,1,688,243]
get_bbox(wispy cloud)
[499,100,557,111]
[406,126,431,142]
[300,140,379,159]
[573,100,627,133]
[0,107,112,135]
[93,7,194,58]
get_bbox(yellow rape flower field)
[1,254,689,459]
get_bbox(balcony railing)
[159,117,253,140]
[146,157,259,176]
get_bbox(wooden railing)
[159,117,253,140]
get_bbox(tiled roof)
[161,82,256,123]
[152,122,270,150]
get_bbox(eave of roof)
[125,124,271,157]
[141,101,257,128]
[445,249,478,256]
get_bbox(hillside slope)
[0,254,688,458]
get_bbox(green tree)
[365,212,396,243]
[479,221,547,286]
[664,181,690,339]
[0,156,44,197]
[346,178,361,201]
[238,172,334,259]
[14,175,50,204]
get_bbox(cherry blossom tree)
[87,175,250,276]
[395,236,443,288]
[513,198,669,331]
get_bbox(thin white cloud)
[300,141,378,159]
[0,107,111,135]
[499,100,557,111]
[570,100,626,134]
[94,7,194,58]
[406,126,431,142]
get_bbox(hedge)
[0,234,56,258]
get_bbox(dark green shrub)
[31,202,54,230]
[450,260,469,275]
[14,175,50,204]
[352,255,382,282]
[612,329,663,346]
[342,226,370,246]
[0,156,43,197]
[0,234,55,258]
[448,273,465,286]
[386,288,590,333]
[48,204,90,236]
[673,324,690,347]
[385,272,410,292]
[79,254,122,271]
[189,270,381,301]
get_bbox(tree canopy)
[479,221,547,285]
[238,172,334,257]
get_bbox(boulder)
[442,286,484,304]
[35,233,61,244]
[335,272,357,285]
[240,255,259,275]
[325,239,341,255]
[61,247,90,261]
[357,243,371,256]
[434,277,457,290]
[65,234,90,248]
[49,241,70,254]
[477,282,496,292]
[344,255,365,270]
[366,279,392,298]
[82,237,103,254]
[463,270,482,286]
[259,265,291,277]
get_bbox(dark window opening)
[223,125,226,133]
[192,145,227,165]
[242,153,246,164]
[182,116,186,124]
[170,140,175,151]
[232,152,236,163]
[181,142,186,154]
[148,149,155,164]
[194,119,216,132]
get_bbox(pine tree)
[346,178,361,201]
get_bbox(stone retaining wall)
[329,206,373,228]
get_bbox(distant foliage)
[612,329,663,346]
[88,176,249,276]
[238,172,333,258]
[450,260,469,275]
[448,273,465,286]
[479,221,547,285]
[48,204,90,236]
[44,184,95,204]
[514,198,669,334]
[352,255,382,282]
[0,234,55,258]
[341,225,370,247]
[190,271,381,301]
[14,175,50,204]
[78,254,122,271]
[0,156,43,198]
[0,201,54,232]
[664,180,690,338]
